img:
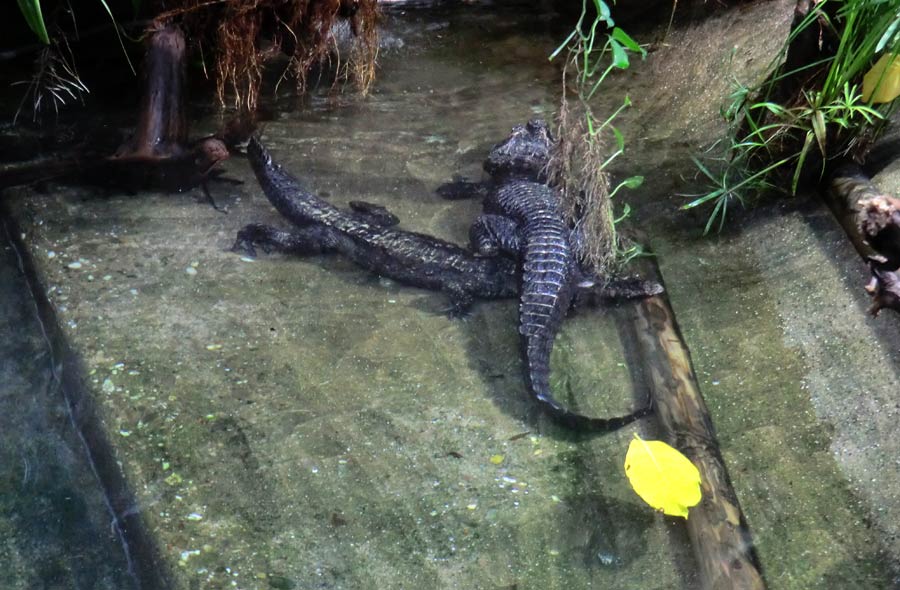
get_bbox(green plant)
[17,0,51,44]
[13,1,137,121]
[687,0,900,233]
[13,36,89,123]
[549,0,647,273]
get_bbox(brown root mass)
[153,0,378,110]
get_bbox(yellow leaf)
[624,435,701,519]
[863,53,900,104]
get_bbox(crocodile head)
[484,119,553,182]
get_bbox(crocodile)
[235,136,520,312]
[235,135,655,431]
[460,119,658,430]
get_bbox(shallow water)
[2,1,900,588]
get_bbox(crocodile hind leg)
[469,214,522,256]
[232,223,337,257]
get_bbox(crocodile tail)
[526,338,652,432]
[539,397,653,432]
[247,136,272,169]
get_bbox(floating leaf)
[863,53,900,104]
[624,435,701,519]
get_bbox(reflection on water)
[2,1,899,588]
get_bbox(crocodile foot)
[436,175,488,200]
[443,283,476,318]
[573,275,664,308]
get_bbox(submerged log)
[628,256,766,590]
[826,162,900,315]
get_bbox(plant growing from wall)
[686,0,900,233]
[549,0,646,276]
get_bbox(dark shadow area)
[0,211,174,590]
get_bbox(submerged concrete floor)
[0,225,138,589]
[2,0,900,588]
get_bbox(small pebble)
[185,267,198,276]
[67,261,82,269]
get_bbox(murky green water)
[2,1,900,588]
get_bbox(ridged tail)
[496,181,652,432]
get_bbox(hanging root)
[13,34,89,124]
[548,90,617,277]
[347,0,379,95]
[154,0,379,111]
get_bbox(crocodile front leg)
[469,214,522,256]
[232,223,337,257]
[436,175,488,200]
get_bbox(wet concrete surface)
[2,0,900,588]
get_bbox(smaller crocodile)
[235,136,521,312]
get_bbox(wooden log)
[825,162,900,315]
[120,23,189,159]
[627,255,766,590]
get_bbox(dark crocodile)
[234,137,520,312]
[465,119,657,430]
[236,134,655,431]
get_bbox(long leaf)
[792,131,815,195]
[611,27,645,57]
[811,108,827,155]
[97,0,135,73]
[609,38,629,70]
[17,0,49,44]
